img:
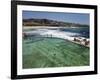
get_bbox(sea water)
[59,27,89,38]
[23,27,89,39]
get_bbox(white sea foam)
[24,28,81,41]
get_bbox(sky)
[22,11,90,25]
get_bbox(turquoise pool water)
[22,37,89,68]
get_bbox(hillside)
[23,18,89,27]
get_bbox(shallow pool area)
[22,37,89,69]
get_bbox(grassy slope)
[22,38,89,69]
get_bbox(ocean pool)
[23,37,89,68]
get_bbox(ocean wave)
[24,29,82,40]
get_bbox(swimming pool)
[23,37,89,68]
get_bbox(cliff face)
[23,18,89,27]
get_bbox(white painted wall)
[0,0,99,80]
